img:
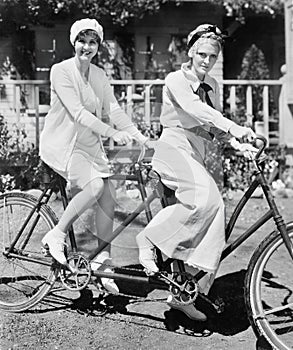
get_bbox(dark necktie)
[190,82,215,140]
[195,82,214,108]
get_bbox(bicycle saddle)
[39,160,66,186]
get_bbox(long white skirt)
[141,127,226,276]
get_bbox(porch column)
[279,0,293,147]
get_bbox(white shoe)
[136,233,159,275]
[167,295,207,322]
[42,227,67,265]
[91,257,119,295]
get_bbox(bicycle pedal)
[41,245,51,257]
[91,278,109,295]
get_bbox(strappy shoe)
[136,233,159,275]
[42,227,67,265]
[91,257,119,295]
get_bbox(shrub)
[0,114,41,192]
[0,111,285,195]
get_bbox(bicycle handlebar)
[136,136,267,165]
[254,135,267,161]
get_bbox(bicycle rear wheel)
[0,192,59,312]
[245,223,293,350]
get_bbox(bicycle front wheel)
[245,223,293,350]
[0,192,59,312]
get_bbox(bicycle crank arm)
[196,293,224,314]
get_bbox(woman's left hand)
[230,138,258,159]
[112,131,133,145]
[238,143,258,160]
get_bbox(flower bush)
[222,149,254,192]
[0,114,41,192]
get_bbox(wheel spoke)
[0,193,58,312]
[264,303,293,316]
[246,226,293,350]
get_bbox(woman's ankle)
[92,251,111,264]
[136,232,154,249]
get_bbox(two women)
[40,18,150,294]
[136,24,257,321]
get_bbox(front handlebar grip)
[254,135,267,160]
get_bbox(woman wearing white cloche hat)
[40,18,151,294]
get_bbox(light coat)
[40,57,147,171]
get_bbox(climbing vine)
[0,0,284,34]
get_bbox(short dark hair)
[75,29,101,45]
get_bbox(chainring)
[169,272,199,305]
[59,253,91,291]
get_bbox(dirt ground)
[0,192,293,350]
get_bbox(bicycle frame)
[3,157,166,286]
[3,175,64,265]
[194,148,293,281]
[223,156,292,258]
[4,138,292,289]
[90,138,293,287]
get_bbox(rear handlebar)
[137,144,147,163]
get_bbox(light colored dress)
[66,78,112,188]
[40,57,147,188]
[139,62,236,287]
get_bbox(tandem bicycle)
[0,136,293,350]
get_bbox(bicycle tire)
[0,191,59,312]
[245,222,293,350]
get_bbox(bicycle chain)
[91,278,168,304]
[90,261,199,305]
[7,250,218,314]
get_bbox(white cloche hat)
[70,18,104,46]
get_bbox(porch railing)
[0,79,283,149]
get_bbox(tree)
[0,0,285,33]
[0,0,166,33]
[239,44,270,81]
[209,0,284,23]
[238,44,272,120]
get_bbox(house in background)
[0,0,287,147]
[27,2,225,83]
[0,1,285,81]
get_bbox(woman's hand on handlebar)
[230,138,258,160]
[229,124,256,142]
[112,131,133,145]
